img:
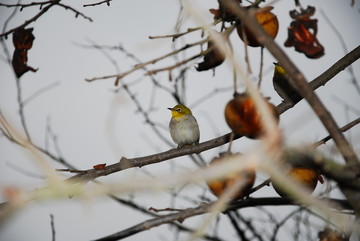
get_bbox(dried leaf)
[284,6,324,58]
[12,27,38,77]
[93,163,107,170]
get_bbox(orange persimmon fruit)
[236,7,279,47]
[272,166,324,197]
[206,153,255,200]
[224,92,279,139]
[271,150,324,197]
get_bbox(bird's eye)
[176,108,182,112]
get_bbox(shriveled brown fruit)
[11,27,37,78]
[224,92,279,139]
[13,27,35,50]
[206,153,255,201]
[196,40,226,72]
[12,49,38,78]
[236,7,279,47]
[284,6,324,59]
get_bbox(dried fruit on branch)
[284,6,324,58]
[206,153,255,201]
[13,27,35,50]
[224,92,279,139]
[236,7,279,47]
[272,150,324,198]
[196,40,226,71]
[12,27,38,78]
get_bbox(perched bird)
[168,104,200,148]
[272,62,302,104]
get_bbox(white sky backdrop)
[0,0,360,240]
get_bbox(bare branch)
[56,3,93,22]
[50,214,55,241]
[320,9,360,94]
[68,48,360,183]
[313,117,360,147]
[83,0,112,7]
[0,1,54,9]
[0,1,59,38]
[85,39,207,84]
[94,198,352,241]
[93,203,210,241]
[0,0,92,38]
[23,81,60,106]
[149,19,221,41]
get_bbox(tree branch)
[69,63,360,184]
[0,1,59,38]
[94,198,352,241]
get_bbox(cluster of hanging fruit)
[206,150,324,201]
[204,87,323,200]
[197,0,324,72]
[12,27,38,78]
[201,0,325,202]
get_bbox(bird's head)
[273,62,286,76]
[168,104,192,118]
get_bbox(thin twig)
[16,78,32,141]
[145,53,202,76]
[0,1,59,38]
[108,195,223,241]
[50,214,55,241]
[56,3,93,22]
[247,178,271,195]
[0,1,92,38]
[94,203,211,241]
[270,207,304,241]
[83,0,111,7]
[227,211,250,241]
[0,1,54,8]
[56,168,87,173]
[320,9,360,95]
[85,39,207,84]
[258,47,264,88]
[235,211,264,241]
[23,81,60,106]
[313,117,360,147]
[149,19,222,41]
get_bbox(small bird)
[168,104,200,148]
[272,62,302,104]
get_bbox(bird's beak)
[167,108,173,111]
[273,62,277,65]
